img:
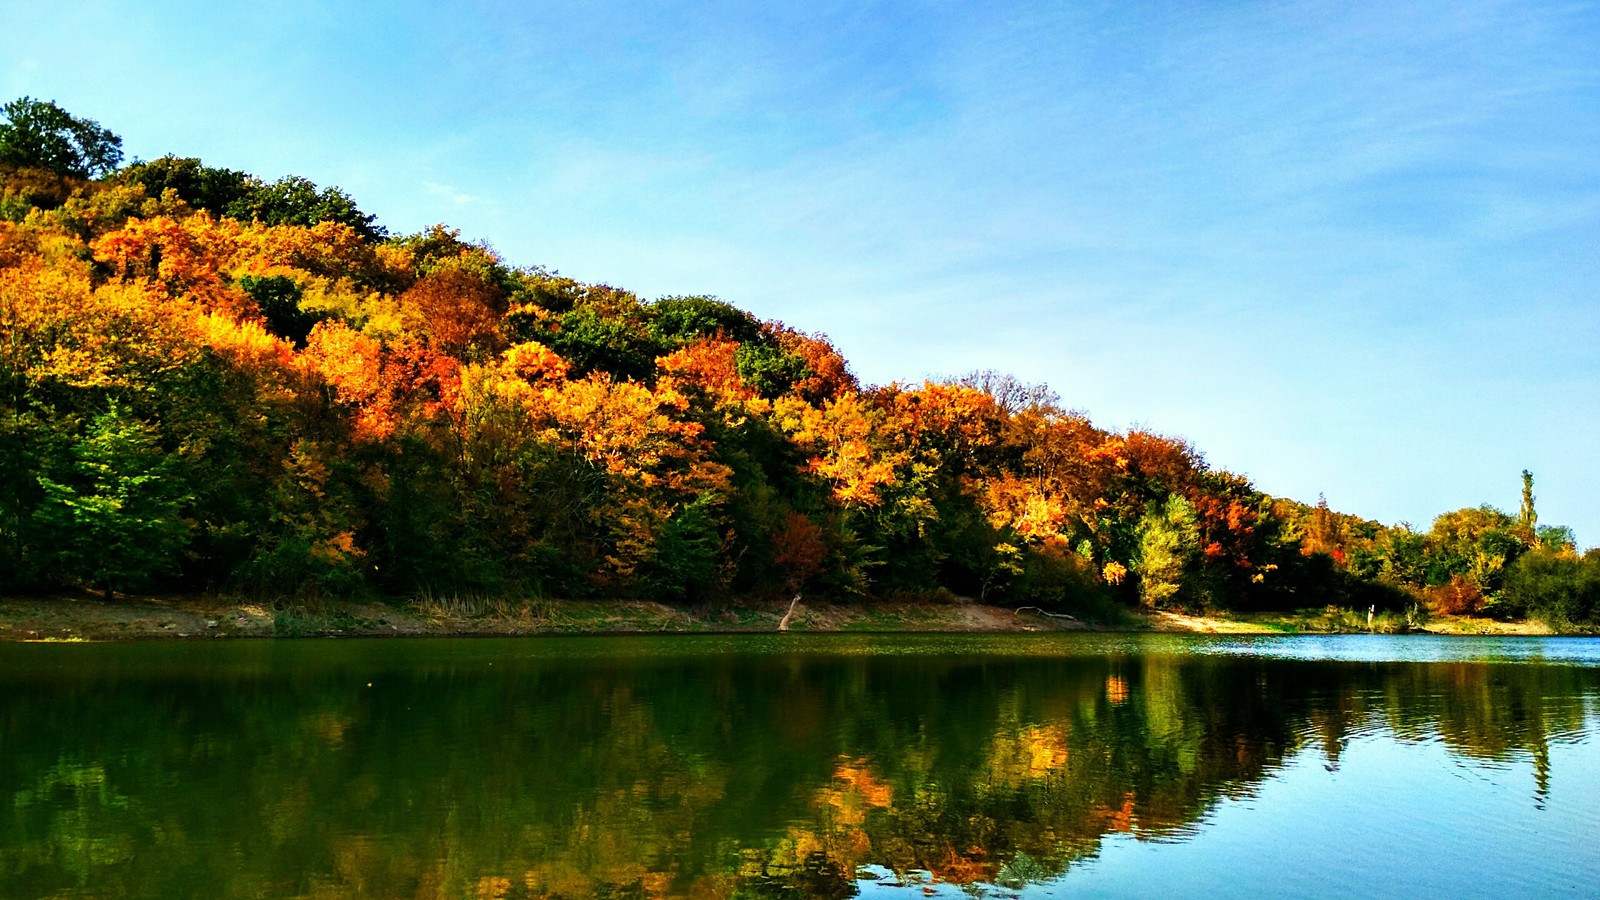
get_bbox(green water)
[2,634,1597,898]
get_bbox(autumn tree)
[770,511,828,592]
[772,327,855,403]
[12,101,1574,617]
[1426,506,1524,598]
[400,262,507,359]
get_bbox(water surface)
[2,633,1597,898]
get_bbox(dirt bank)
[0,591,1100,641]
[0,591,1565,641]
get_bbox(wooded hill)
[2,98,1595,624]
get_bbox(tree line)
[2,97,1595,625]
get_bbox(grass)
[1219,604,1428,635]
[407,590,547,622]
[272,603,381,637]
[9,587,1578,640]
[839,607,926,632]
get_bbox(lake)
[2,633,1597,898]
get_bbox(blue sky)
[5,0,1599,544]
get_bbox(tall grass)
[406,589,546,621]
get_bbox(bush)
[1502,550,1600,627]
[232,535,368,601]
[1425,575,1484,616]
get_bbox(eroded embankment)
[0,592,1560,640]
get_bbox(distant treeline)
[2,98,1596,625]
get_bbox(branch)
[1014,606,1078,621]
[777,592,802,631]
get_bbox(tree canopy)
[0,98,1590,625]
[0,97,124,179]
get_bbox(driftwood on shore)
[1014,606,1078,621]
[777,593,803,631]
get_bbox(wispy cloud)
[4,0,1596,541]
[420,180,485,208]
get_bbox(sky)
[4,0,1599,544]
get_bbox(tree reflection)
[0,640,1595,898]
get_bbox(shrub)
[1425,575,1483,616]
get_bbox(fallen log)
[1014,606,1078,621]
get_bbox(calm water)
[2,633,1598,898]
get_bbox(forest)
[3,97,1597,626]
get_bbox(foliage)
[28,404,191,595]
[0,97,124,179]
[119,156,383,238]
[117,156,252,214]
[235,175,383,239]
[648,294,762,345]
[642,493,725,602]
[1135,494,1199,609]
[238,274,323,345]
[540,305,662,382]
[1501,548,1600,626]
[0,96,1589,620]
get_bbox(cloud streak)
[4,0,1597,541]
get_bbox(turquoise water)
[2,633,1597,898]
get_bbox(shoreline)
[0,592,1569,641]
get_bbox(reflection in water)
[0,635,1596,898]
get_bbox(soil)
[0,590,1567,641]
[0,590,1098,641]
[1143,611,1282,634]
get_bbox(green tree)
[1536,525,1577,553]
[30,405,191,598]
[542,306,663,382]
[230,175,383,238]
[0,98,123,178]
[1502,549,1600,626]
[119,158,384,238]
[648,295,763,345]
[1426,506,1525,597]
[1135,494,1199,608]
[118,155,252,214]
[0,403,52,591]
[644,493,724,602]
[1518,469,1538,542]
[734,343,810,398]
[1373,524,1428,586]
[238,275,324,346]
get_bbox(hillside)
[3,98,1595,627]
